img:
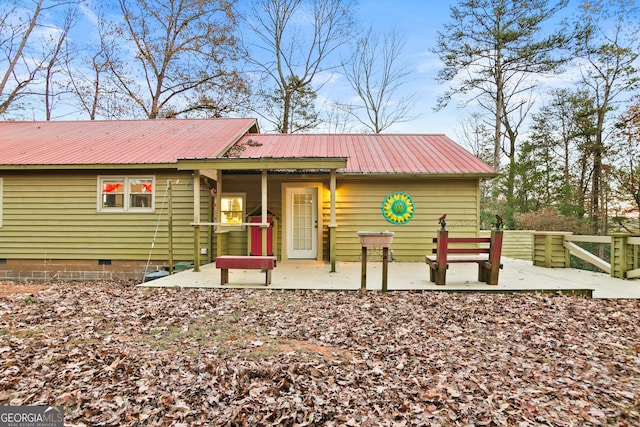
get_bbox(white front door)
[286,187,318,259]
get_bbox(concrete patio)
[141,258,640,299]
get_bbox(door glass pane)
[292,193,312,250]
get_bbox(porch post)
[261,169,268,256]
[216,175,223,256]
[167,180,173,274]
[610,233,638,279]
[533,231,571,268]
[193,171,201,272]
[329,169,337,272]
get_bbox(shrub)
[515,208,590,234]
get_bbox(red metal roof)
[0,119,495,175]
[0,118,257,166]
[232,134,496,175]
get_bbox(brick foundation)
[0,259,169,281]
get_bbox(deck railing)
[533,232,640,279]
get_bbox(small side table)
[356,231,394,292]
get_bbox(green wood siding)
[330,178,480,261]
[220,174,480,262]
[0,170,206,262]
[1,170,482,264]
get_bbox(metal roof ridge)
[1,117,256,124]
[242,133,449,137]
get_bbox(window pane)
[130,179,152,194]
[103,181,124,193]
[102,180,124,208]
[130,194,151,208]
[221,196,243,224]
[102,194,123,208]
[129,178,153,209]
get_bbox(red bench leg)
[221,269,229,286]
[478,264,487,282]
[487,263,499,285]
[265,269,271,286]
[435,266,446,286]
[487,230,503,285]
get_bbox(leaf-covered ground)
[1,281,639,426]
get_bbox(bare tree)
[43,3,77,120]
[456,112,493,164]
[65,45,109,120]
[341,28,416,133]
[1,0,81,117]
[102,0,246,119]
[323,101,356,133]
[0,0,44,115]
[66,14,143,120]
[244,0,355,133]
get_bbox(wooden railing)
[564,235,611,274]
[533,232,640,279]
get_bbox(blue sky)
[321,0,457,135]
[315,0,581,138]
[8,0,586,141]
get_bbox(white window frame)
[97,176,155,213]
[219,192,246,230]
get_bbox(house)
[0,119,496,280]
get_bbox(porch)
[141,257,640,299]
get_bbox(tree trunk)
[281,90,292,133]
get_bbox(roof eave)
[177,157,348,171]
[339,172,498,179]
[0,163,179,171]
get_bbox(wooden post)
[329,169,337,272]
[206,182,213,264]
[487,229,503,285]
[435,229,448,285]
[382,247,389,292]
[167,180,173,274]
[533,232,572,268]
[261,170,268,256]
[361,246,367,290]
[193,171,201,272]
[610,233,638,279]
[215,176,222,256]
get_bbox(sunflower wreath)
[381,192,414,224]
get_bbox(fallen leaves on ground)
[1,281,639,426]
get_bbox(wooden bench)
[425,229,503,285]
[215,255,277,286]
